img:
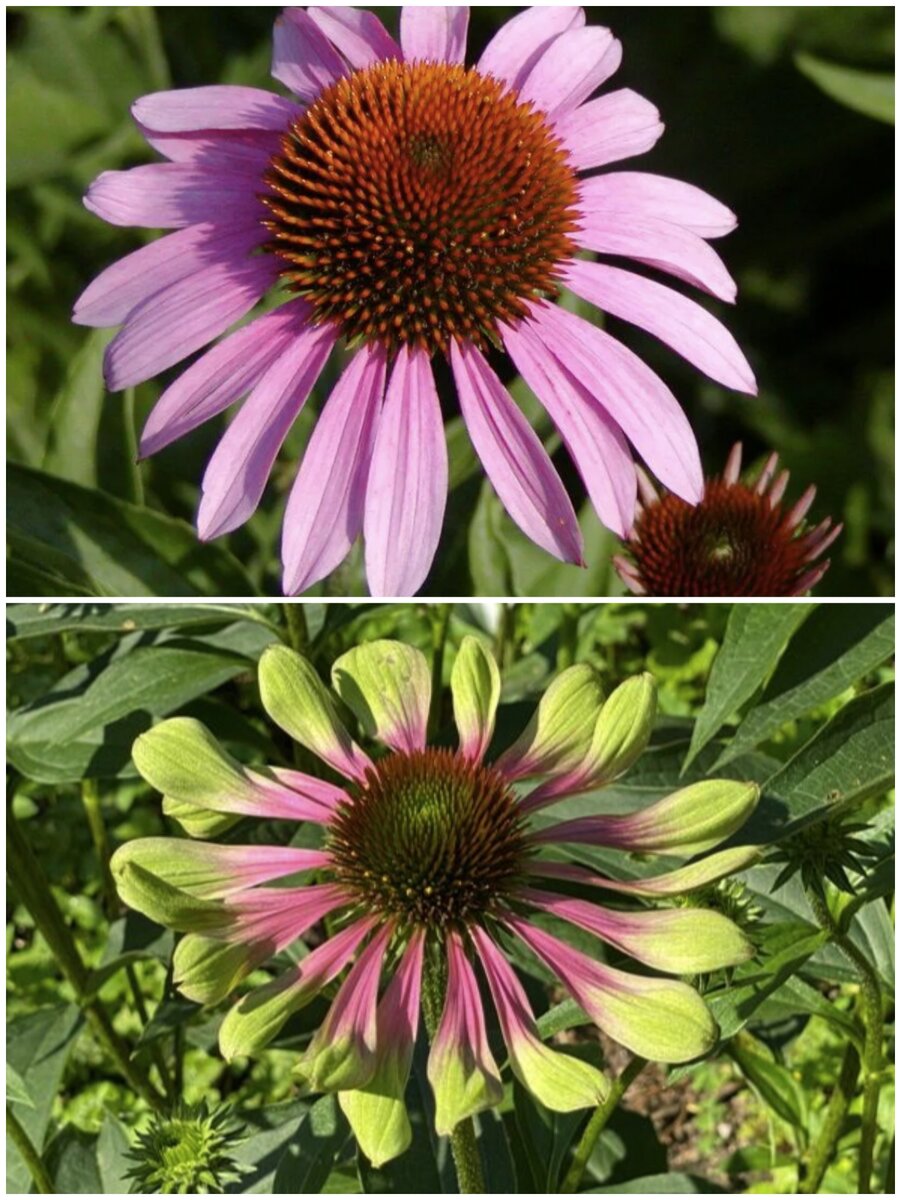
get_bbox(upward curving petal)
[478,6,585,92]
[519,26,621,118]
[451,636,501,764]
[273,8,347,101]
[555,89,664,171]
[307,6,401,68]
[331,640,432,755]
[197,320,337,540]
[364,347,448,598]
[494,664,605,782]
[400,7,469,65]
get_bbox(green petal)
[628,779,760,855]
[586,673,657,785]
[173,934,263,1005]
[605,846,763,897]
[511,1038,609,1113]
[332,640,431,753]
[133,717,254,809]
[258,644,370,779]
[296,1035,375,1095]
[609,908,755,975]
[339,1083,411,1170]
[219,970,317,1061]
[110,857,224,933]
[497,664,605,779]
[592,975,717,1063]
[430,1046,504,1135]
[162,798,241,840]
[450,636,501,761]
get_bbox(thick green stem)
[7,1107,56,1194]
[560,1057,647,1193]
[428,604,452,739]
[556,604,580,671]
[799,1040,861,1194]
[806,888,884,1193]
[421,953,486,1195]
[282,603,310,654]
[7,813,165,1112]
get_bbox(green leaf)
[685,605,811,769]
[85,911,173,997]
[715,606,894,766]
[6,602,279,641]
[513,1079,585,1191]
[586,1172,725,1193]
[44,1126,103,1194]
[729,1037,808,1130]
[5,1066,34,1108]
[230,1102,311,1195]
[273,1096,349,1194]
[95,1116,133,1194]
[744,682,894,843]
[8,464,255,597]
[6,1005,82,1193]
[7,636,257,783]
[797,52,894,124]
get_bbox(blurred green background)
[6,6,895,598]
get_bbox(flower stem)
[556,604,580,671]
[806,887,884,1193]
[6,1106,56,1194]
[7,812,165,1112]
[282,603,310,654]
[421,952,486,1195]
[560,1056,647,1193]
[428,604,452,739]
[799,1040,861,1194]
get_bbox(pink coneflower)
[113,638,761,1171]
[76,6,755,597]
[614,443,842,596]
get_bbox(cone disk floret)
[328,747,527,927]
[263,60,579,355]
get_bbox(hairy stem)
[799,1040,861,1193]
[7,813,165,1111]
[560,1057,647,1193]
[7,1107,56,1194]
[806,888,884,1193]
[282,603,310,654]
[421,953,486,1195]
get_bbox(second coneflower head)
[614,444,842,597]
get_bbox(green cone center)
[327,747,527,928]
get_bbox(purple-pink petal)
[400,6,469,65]
[197,320,337,541]
[477,6,585,92]
[364,347,448,598]
[224,881,350,948]
[85,163,264,230]
[191,845,333,899]
[579,172,738,240]
[273,8,347,101]
[74,222,264,329]
[575,211,737,304]
[501,319,637,538]
[522,302,704,505]
[104,253,280,392]
[133,85,302,133]
[282,343,388,597]
[450,341,584,564]
[520,26,621,118]
[138,126,280,169]
[556,89,664,171]
[306,6,401,68]
[139,302,311,459]
[562,260,757,394]
[265,767,349,813]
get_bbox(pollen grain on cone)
[262,60,580,355]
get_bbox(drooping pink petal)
[575,211,737,303]
[133,85,302,133]
[556,89,664,171]
[265,767,350,813]
[400,6,469,65]
[364,347,448,598]
[104,254,281,392]
[197,321,337,541]
[139,302,311,458]
[377,928,424,1053]
[450,341,583,564]
[273,8,347,101]
[282,344,388,596]
[579,172,737,240]
[306,6,401,68]
[182,844,332,899]
[221,882,351,948]
[85,163,264,229]
[477,6,585,92]
[522,302,704,505]
[428,930,503,1133]
[519,26,621,118]
[562,260,757,394]
[73,223,267,329]
[500,318,637,538]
